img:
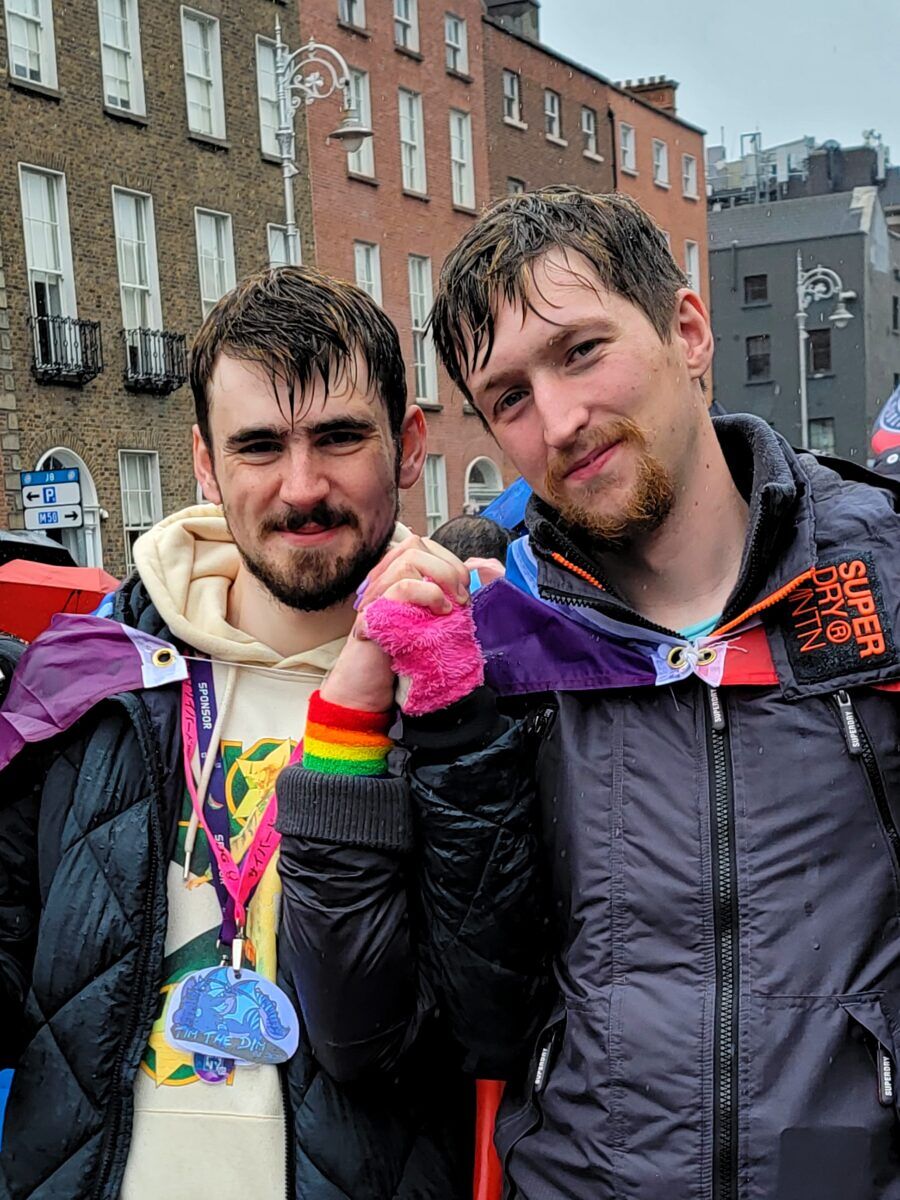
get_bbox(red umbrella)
[0,559,119,642]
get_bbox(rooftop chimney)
[619,75,679,115]
[484,0,540,40]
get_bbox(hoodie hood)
[133,503,411,672]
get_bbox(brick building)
[0,0,307,575]
[300,0,514,533]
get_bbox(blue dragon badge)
[165,965,300,1066]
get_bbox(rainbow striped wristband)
[302,690,393,777]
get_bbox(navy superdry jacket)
[277,414,900,1200]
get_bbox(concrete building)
[708,188,900,459]
[0,0,307,575]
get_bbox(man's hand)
[320,536,470,714]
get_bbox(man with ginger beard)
[273,188,900,1200]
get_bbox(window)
[354,241,382,304]
[4,0,57,87]
[544,89,561,140]
[19,166,75,321]
[398,89,426,193]
[424,455,448,534]
[684,241,700,291]
[581,106,598,156]
[347,69,374,176]
[652,139,669,186]
[502,70,522,124]
[393,0,418,50]
[444,13,467,73]
[98,0,144,113]
[746,335,771,382]
[37,448,103,567]
[339,0,364,27]
[465,458,503,513]
[660,229,672,250]
[507,177,526,194]
[255,36,279,157]
[682,153,698,198]
[408,255,437,404]
[807,328,832,375]
[744,274,768,304]
[267,223,292,267]
[449,109,474,209]
[808,417,835,455]
[113,189,161,336]
[181,9,225,139]
[894,296,899,334]
[194,209,235,317]
[119,450,162,574]
[619,122,636,172]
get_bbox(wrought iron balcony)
[28,315,103,385]
[122,328,188,395]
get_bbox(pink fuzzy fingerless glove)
[362,597,485,716]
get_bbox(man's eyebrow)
[224,425,289,451]
[479,317,618,394]
[306,416,379,437]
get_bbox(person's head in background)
[430,514,513,563]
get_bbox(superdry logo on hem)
[783,554,896,683]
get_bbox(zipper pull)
[533,1029,559,1094]
[835,690,863,757]
[708,686,726,732]
[231,926,246,975]
[878,1044,894,1106]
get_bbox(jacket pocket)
[837,992,900,1112]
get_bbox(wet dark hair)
[430,514,513,562]
[190,265,407,446]
[430,185,688,402]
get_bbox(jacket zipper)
[706,686,739,1200]
[279,1065,293,1199]
[500,1016,563,1199]
[92,697,167,1200]
[832,690,900,876]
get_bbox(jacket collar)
[525,413,817,633]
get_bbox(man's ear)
[192,424,222,505]
[398,405,428,490]
[673,288,714,381]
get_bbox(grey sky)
[540,0,899,162]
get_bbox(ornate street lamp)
[796,250,856,449]
[274,19,373,266]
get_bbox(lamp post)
[795,250,855,449]
[274,19,373,266]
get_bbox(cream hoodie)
[120,504,407,1200]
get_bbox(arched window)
[464,457,503,514]
[35,447,103,568]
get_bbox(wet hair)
[430,514,513,562]
[190,265,407,446]
[429,185,688,402]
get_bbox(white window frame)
[581,106,600,158]
[424,454,448,535]
[255,35,279,157]
[393,0,418,51]
[347,69,374,177]
[338,0,365,27]
[507,177,526,194]
[502,69,523,126]
[112,187,162,334]
[398,88,426,194]
[194,207,235,317]
[180,7,225,139]
[682,153,698,198]
[544,89,562,142]
[18,164,76,319]
[4,0,57,88]
[465,457,503,513]
[119,449,162,575]
[354,241,382,305]
[619,122,636,173]
[652,139,669,187]
[267,223,293,267]
[449,109,474,210]
[408,254,437,405]
[97,0,145,115]
[685,240,700,291]
[444,13,468,74]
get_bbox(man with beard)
[275,189,900,1200]
[0,266,476,1200]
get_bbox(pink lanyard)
[180,673,303,969]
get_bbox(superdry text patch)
[783,554,896,683]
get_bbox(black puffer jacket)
[0,579,472,1200]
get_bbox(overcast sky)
[540,0,899,162]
